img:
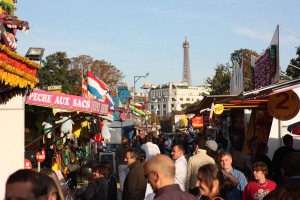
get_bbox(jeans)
[118,164,128,191]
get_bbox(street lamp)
[133,73,149,107]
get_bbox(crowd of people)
[4,133,300,200]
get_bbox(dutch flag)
[87,70,110,99]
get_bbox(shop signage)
[213,104,224,115]
[24,159,32,169]
[191,116,203,128]
[26,89,109,115]
[47,85,62,93]
[35,148,46,162]
[268,90,300,121]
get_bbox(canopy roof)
[187,78,300,115]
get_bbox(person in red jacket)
[243,162,276,200]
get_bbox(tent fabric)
[117,86,131,104]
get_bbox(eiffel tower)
[182,36,191,85]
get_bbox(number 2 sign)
[268,90,300,121]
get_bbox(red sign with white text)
[24,159,32,169]
[192,116,204,128]
[36,148,46,162]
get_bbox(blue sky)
[15,0,300,91]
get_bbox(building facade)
[148,82,210,117]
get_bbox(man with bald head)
[144,154,198,200]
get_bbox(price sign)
[35,148,46,162]
[213,104,224,115]
[192,116,203,128]
[268,90,300,121]
[24,159,32,169]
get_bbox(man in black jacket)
[272,134,295,183]
[123,148,147,200]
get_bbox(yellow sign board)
[268,90,300,121]
[213,104,224,115]
[47,85,62,93]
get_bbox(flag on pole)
[104,93,115,110]
[82,77,88,97]
[87,70,110,99]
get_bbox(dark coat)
[272,146,295,180]
[122,161,147,200]
[84,177,108,200]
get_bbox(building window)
[163,110,166,115]
[151,105,154,109]
[163,104,166,108]
[171,104,174,108]
[186,98,190,101]
[180,98,183,101]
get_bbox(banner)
[253,25,279,89]
[25,89,109,115]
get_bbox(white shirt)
[174,155,187,191]
[141,142,161,161]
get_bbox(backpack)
[107,175,118,200]
[75,182,99,200]
[76,178,108,200]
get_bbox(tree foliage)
[230,48,259,91]
[36,52,124,96]
[36,52,82,95]
[89,60,124,88]
[70,55,124,88]
[286,46,300,79]
[205,63,231,95]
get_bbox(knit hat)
[205,140,218,151]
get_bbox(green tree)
[36,52,81,94]
[230,49,259,91]
[37,53,125,95]
[286,46,300,79]
[205,63,231,95]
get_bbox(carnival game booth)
[24,89,110,171]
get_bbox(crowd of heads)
[5,169,63,200]
[5,132,300,200]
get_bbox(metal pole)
[134,76,136,107]
[133,73,149,108]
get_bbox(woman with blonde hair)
[40,168,66,200]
